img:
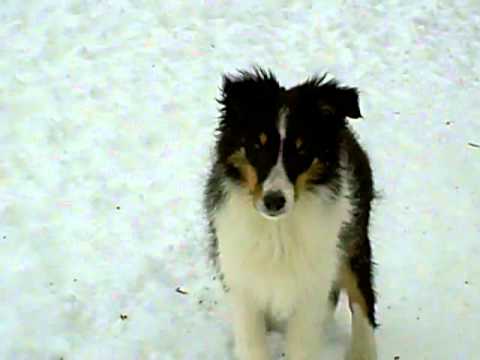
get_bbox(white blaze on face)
[256,108,295,219]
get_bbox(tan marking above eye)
[296,138,303,149]
[259,133,267,146]
[227,147,260,193]
[319,102,335,116]
[295,158,324,196]
[228,147,247,166]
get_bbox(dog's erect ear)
[220,74,239,101]
[216,74,243,124]
[217,74,235,108]
[217,68,280,113]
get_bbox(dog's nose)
[263,191,286,213]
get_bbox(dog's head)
[215,68,361,220]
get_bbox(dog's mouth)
[257,206,287,220]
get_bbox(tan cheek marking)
[259,133,267,146]
[295,158,324,195]
[241,164,264,206]
[242,163,258,192]
[251,180,263,205]
[227,148,261,193]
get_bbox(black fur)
[338,129,378,327]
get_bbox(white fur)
[277,107,288,140]
[346,304,377,360]
[257,108,294,219]
[215,183,353,360]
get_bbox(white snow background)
[1,0,479,359]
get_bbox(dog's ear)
[318,85,362,119]
[217,74,236,108]
[217,68,280,123]
[306,76,362,120]
[216,74,243,125]
[334,86,362,119]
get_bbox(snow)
[0,0,479,359]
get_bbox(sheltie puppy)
[204,68,378,360]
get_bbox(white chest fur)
[215,187,352,320]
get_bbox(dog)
[204,68,378,360]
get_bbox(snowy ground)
[1,1,479,359]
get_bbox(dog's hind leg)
[339,257,377,360]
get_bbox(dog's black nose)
[263,191,286,213]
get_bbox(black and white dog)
[204,68,377,360]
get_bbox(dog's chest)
[215,191,350,318]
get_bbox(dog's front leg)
[286,296,326,360]
[230,291,270,360]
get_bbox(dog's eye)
[258,133,267,147]
[296,138,307,156]
[250,141,265,152]
[252,133,267,150]
[297,147,310,158]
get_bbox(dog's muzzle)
[263,190,286,216]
